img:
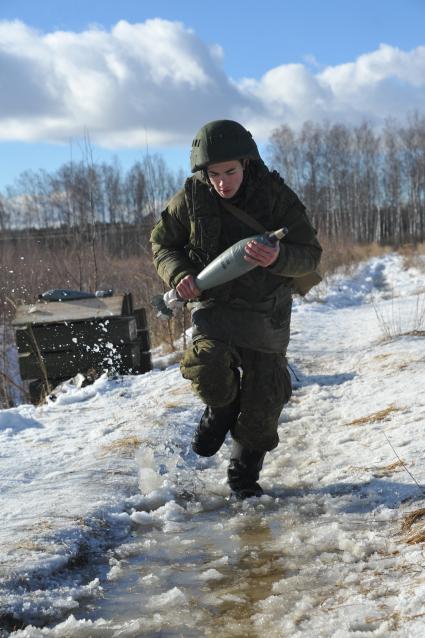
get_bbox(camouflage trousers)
[180,338,292,451]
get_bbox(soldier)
[150,120,322,499]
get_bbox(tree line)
[0,114,424,245]
[269,113,425,245]
[0,153,183,239]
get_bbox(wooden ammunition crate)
[13,292,152,402]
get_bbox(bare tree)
[125,162,147,223]
[352,121,380,242]
[142,154,179,220]
[268,124,302,192]
[399,112,425,242]
[0,195,9,230]
[381,119,404,244]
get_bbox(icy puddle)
[76,501,290,637]
[25,479,405,638]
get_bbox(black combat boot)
[192,369,240,457]
[192,394,240,457]
[227,441,266,499]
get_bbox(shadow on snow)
[273,478,424,514]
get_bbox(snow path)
[2,253,425,637]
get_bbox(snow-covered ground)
[1,253,425,637]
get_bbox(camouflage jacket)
[150,161,322,352]
[150,160,322,305]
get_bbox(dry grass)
[373,460,405,477]
[372,244,425,341]
[401,508,425,532]
[404,531,425,545]
[401,508,425,545]
[164,401,182,409]
[13,540,44,552]
[346,404,399,426]
[364,612,401,631]
[167,386,188,396]
[306,238,393,304]
[31,519,54,532]
[99,435,142,457]
[398,242,425,275]
[349,459,405,477]
[373,353,392,361]
[318,237,391,277]
[374,292,425,341]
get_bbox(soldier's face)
[207,160,244,199]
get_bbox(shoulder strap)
[223,199,322,296]
[221,201,267,234]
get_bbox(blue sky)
[1,0,425,190]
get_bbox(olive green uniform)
[150,159,321,451]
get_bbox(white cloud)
[0,19,244,145]
[0,20,424,148]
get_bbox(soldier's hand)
[176,275,201,300]
[244,240,280,267]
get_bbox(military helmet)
[190,120,260,172]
